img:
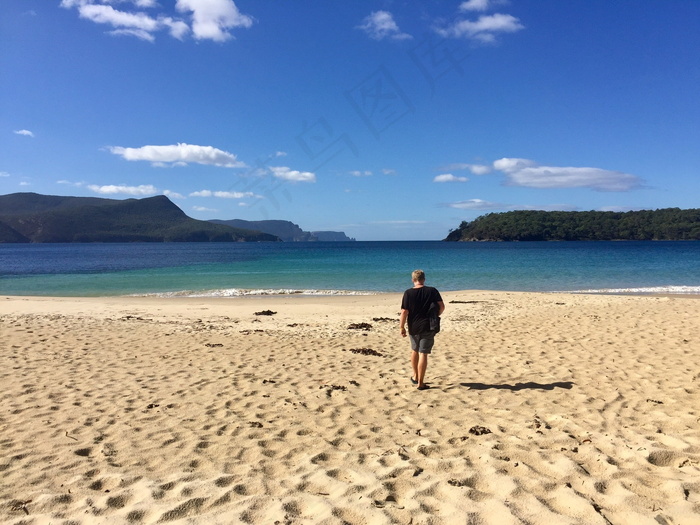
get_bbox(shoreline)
[3,284,700,301]
[2,291,699,524]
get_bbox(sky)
[1,1,699,241]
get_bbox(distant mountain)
[311,231,356,242]
[210,219,354,242]
[0,193,279,243]
[445,209,700,241]
[209,219,313,242]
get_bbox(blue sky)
[1,1,699,240]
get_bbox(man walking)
[399,269,445,390]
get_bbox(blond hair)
[412,269,426,283]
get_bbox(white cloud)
[448,198,501,210]
[88,184,158,195]
[437,13,524,43]
[62,1,159,31]
[459,0,508,11]
[493,157,643,192]
[189,190,258,199]
[445,198,580,212]
[597,206,636,212]
[61,0,190,41]
[19,181,31,186]
[109,143,246,168]
[217,191,257,199]
[176,0,254,42]
[0,171,10,177]
[164,18,190,39]
[511,203,578,212]
[14,129,35,137]
[358,11,412,41]
[468,164,492,175]
[441,163,492,175]
[163,189,185,199]
[108,28,155,41]
[371,220,427,225]
[459,0,490,11]
[100,1,160,7]
[434,173,469,183]
[348,168,396,177]
[61,0,253,42]
[131,0,159,8]
[192,205,218,212]
[493,157,536,172]
[57,179,85,187]
[152,161,188,168]
[270,166,316,183]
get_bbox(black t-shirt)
[401,286,443,334]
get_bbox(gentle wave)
[132,288,380,298]
[560,285,700,295]
[137,285,700,297]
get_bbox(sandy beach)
[1,291,699,524]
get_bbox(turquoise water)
[1,241,699,297]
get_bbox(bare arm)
[399,309,408,337]
[437,301,445,316]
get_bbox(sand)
[1,291,699,524]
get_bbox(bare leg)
[417,353,428,388]
[411,350,419,382]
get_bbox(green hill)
[445,209,700,241]
[210,219,355,242]
[0,192,279,243]
[210,219,315,242]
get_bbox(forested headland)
[445,209,700,241]
[0,192,354,243]
[0,193,279,243]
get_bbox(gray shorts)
[409,333,435,354]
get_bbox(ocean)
[1,241,699,297]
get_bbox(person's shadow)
[460,381,574,391]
